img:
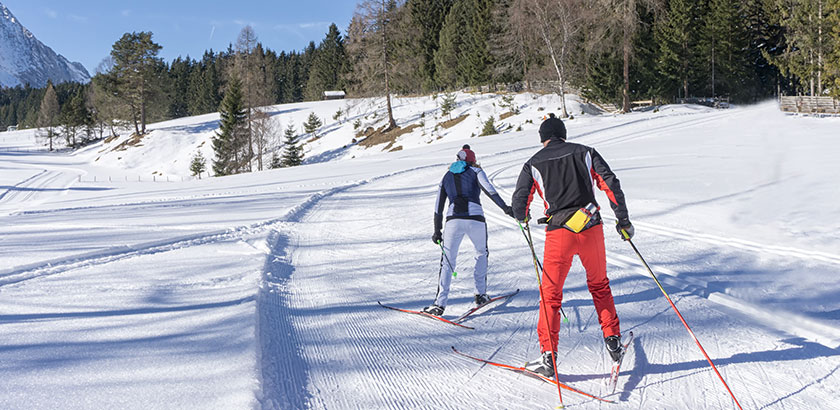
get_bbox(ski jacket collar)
[449,160,468,174]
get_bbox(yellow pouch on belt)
[563,203,599,233]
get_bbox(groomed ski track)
[1,102,838,409]
[256,104,840,408]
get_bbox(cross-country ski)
[377,301,475,329]
[454,288,520,323]
[450,346,614,404]
[608,331,635,394]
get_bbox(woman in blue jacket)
[424,145,514,316]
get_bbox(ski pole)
[516,222,568,322]
[517,220,564,408]
[521,236,568,324]
[625,237,743,410]
[437,240,458,278]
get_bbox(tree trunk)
[817,0,823,95]
[622,43,630,113]
[247,108,254,173]
[533,0,568,118]
[133,109,140,136]
[711,39,716,98]
[140,83,147,135]
[382,0,397,131]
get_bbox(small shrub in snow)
[269,152,282,169]
[190,151,206,178]
[439,92,456,121]
[480,116,497,136]
[500,95,519,114]
[304,112,323,136]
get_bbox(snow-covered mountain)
[0,2,90,88]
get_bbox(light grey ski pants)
[434,218,488,307]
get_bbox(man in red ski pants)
[511,113,634,378]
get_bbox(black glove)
[616,220,634,241]
[504,205,514,218]
[432,231,443,245]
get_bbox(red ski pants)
[537,223,620,353]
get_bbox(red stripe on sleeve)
[591,168,618,205]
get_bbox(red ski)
[451,346,614,404]
[377,301,474,329]
[454,289,520,323]
[608,331,634,393]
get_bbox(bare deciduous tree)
[36,82,60,151]
[251,108,279,171]
[345,0,400,131]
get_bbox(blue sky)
[3,0,358,74]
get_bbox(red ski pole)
[625,237,743,410]
[518,220,564,408]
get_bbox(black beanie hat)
[539,113,566,142]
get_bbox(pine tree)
[439,92,457,120]
[480,116,496,136]
[212,75,248,176]
[305,24,348,100]
[269,152,283,169]
[190,151,207,178]
[59,90,90,148]
[108,31,165,135]
[463,0,494,86]
[435,0,471,88]
[700,0,744,98]
[187,51,222,115]
[37,82,60,150]
[407,0,454,91]
[829,0,840,98]
[281,124,304,167]
[655,0,698,99]
[303,112,323,135]
[739,0,786,101]
[169,56,193,118]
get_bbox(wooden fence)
[780,96,840,114]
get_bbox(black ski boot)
[474,294,490,306]
[605,335,623,362]
[422,304,445,316]
[524,351,556,378]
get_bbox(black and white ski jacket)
[511,139,629,231]
[434,161,508,232]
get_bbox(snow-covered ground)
[1,95,839,409]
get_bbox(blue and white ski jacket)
[434,161,508,232]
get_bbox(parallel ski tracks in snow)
[485,146,840,350]
[257,163,488,408]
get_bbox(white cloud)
[68,14,87,23]
[121,10,131,17]
[44,8,57,19]
[233,19,258,28]
[297,22,329,29]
